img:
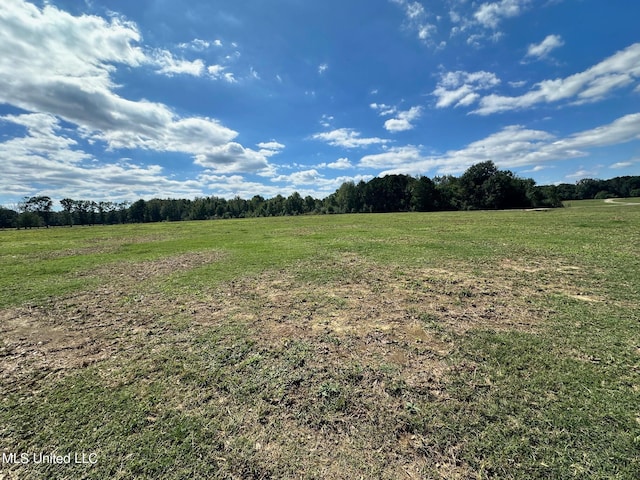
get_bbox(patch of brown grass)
[1,252,559,477]
[0,251,222,394]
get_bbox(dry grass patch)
[1,252,579,478]
[0,251,222,394]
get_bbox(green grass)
[1,199,639,478]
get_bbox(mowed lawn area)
[1,200,639,479]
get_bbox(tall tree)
[129,199,147,223]
[20,196,53,227]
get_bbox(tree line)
[2,162,639,229]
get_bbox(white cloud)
[207,65,237,83]
[269,169,372,198]
[153,50,205,77]
[474,0,530,29]
[320,114,334,128]
[0,0,263,176]
[178,38,212,51]
[405,1,425,20]
[610,161,633,169]
[327,158,352,169]
[525,34,564,60]
[273,169,323,185]
[370,103,398,116]
[193,143,274,174]
[566,168,598,180]
[198,174,287,199]
[257,141,285,152]
[311,128,390,148]
[475,43,640,114]
[200,171,351,200]
[360,145,432,170]
[0,113,205,201]
[433,71,501,108]
[358,113,640,176]
[391,0,437,44]
[318,63,329,74]
[384,106,423,132]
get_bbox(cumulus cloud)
[311,128,390,148]
[358,113,640,176]
[474,43,640,114]
[197,174,287,199]
[153,50,206,76]
[360,145,433,170]
[474,0,530,29]
[327,158,352,169]
[272,169,324,185]
[270,170,372,197]
[257,141,285,152]
[199,171,351,201]
[384,106,423,132]
[0,113,205,201]
[370,102,423,132]
[433,71,501,108]
[318,63,329,74]
[193,143,274,173]
[0,0,263,176]
[525,34,564,60]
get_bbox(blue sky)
[1,0,639,206]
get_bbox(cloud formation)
[359,113,640,176]
[0,113,205,202]
[327,158,352,169]
[474,0,530,29]
[384,107,423,132]
[525,34,564,60]
[474,43,640,114]
[311,128,390,148]
[433,71,501,108]
[0,0,262,176]
[391,0,437,43]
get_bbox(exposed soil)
[0,251,223,394]
[1,252,553,397]
[1,252,587,478]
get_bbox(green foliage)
[4,169,638,229]
[0,207,18,228]
[555,175,640,200]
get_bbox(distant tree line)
[547,176,640,201]
[2,162,639,229]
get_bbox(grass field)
[1,200,639,479]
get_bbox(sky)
[1,0,639,207]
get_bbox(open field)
[1,199,639,479]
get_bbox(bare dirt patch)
[230,255,548,340]
[0,251,222,394]
[1,252,563,478]
[181,254,551,401]
[2,250,556,398]
[165,254,553,477]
